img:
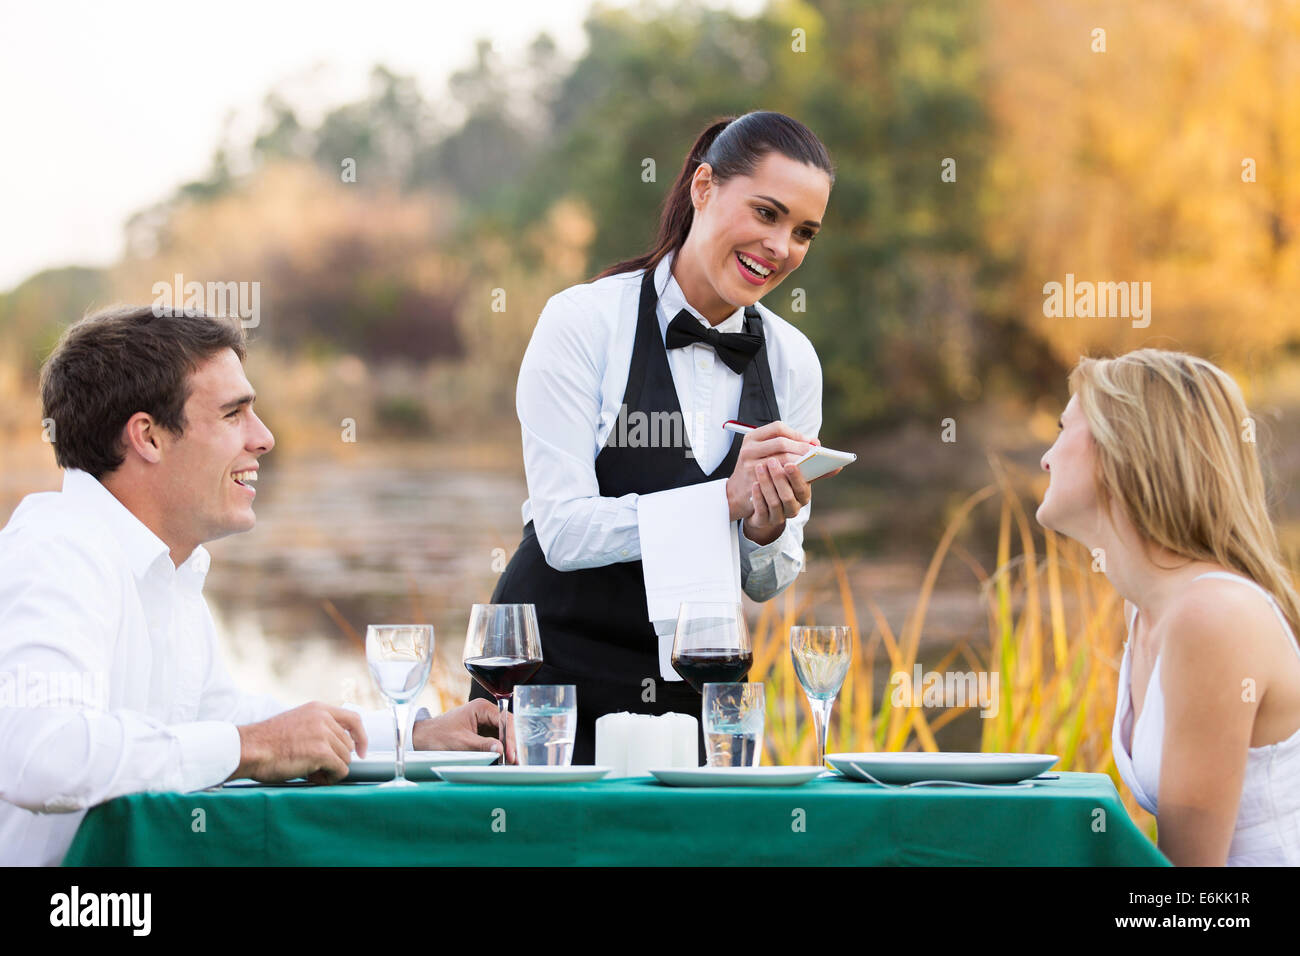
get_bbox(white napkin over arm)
[637,478,741,680]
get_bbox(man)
[0,306,512,866]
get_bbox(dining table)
[62,769,1170,866]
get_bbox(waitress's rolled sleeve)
[517,289,644,571]
[739,509,810,602]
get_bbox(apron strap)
[743,305,781,424]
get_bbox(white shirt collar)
[655,249,748,335]
[61,469,211,584]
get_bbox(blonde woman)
[1036,349,1300,865]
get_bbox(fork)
[843,762,1051,789]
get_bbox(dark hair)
[595,111,835,280]
[39,305,247,479]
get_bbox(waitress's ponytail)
[594,111,833,281]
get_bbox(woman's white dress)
[1111,571,1300,865]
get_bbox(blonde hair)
[1069,348,1300,642]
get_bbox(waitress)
[474,111,837,763]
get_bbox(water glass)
[702,682,765,768]
[513,684,577,766]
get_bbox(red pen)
[723,420,819,444]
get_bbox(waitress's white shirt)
[0,469,409,866]
[516,249,823,604]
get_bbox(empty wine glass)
[365,624,434,788]
[463,604,543,753]
[790,625,853,769]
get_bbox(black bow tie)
[664,309,762,374]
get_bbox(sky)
[0,0,763,293]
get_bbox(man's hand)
[411,699,517,764]
[232,701,368,785]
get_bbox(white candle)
[595,713,630,777]
[627,714,672,776]
[596,712,701,776]
[668,713,700,767]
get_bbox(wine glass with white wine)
[790,626,853,769]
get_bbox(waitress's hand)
[413,700,518,764]
[744,461,843,543]
[725,421,811,531]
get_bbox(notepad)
[793,444,857,481]
[721,421,856,482]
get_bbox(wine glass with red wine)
[670,602,752,693]
[463,604,543,754]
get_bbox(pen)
[723,420,820,445]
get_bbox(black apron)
[474,262,782,763]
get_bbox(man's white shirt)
[516,248,824,601]
[0,469,400,865]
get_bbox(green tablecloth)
[63,771,1169,866]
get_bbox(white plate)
[649,766,825,787]
[826,752,1058,785]
[344,751,500,782]
[435,765,611,785]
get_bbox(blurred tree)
[497,0,1031,433]
[111,162,466,363]
[0,267,111,379]
[314,66,441,189]
[8,0,1298,441]
[251,92,312,164]
[984,0,1300,376]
